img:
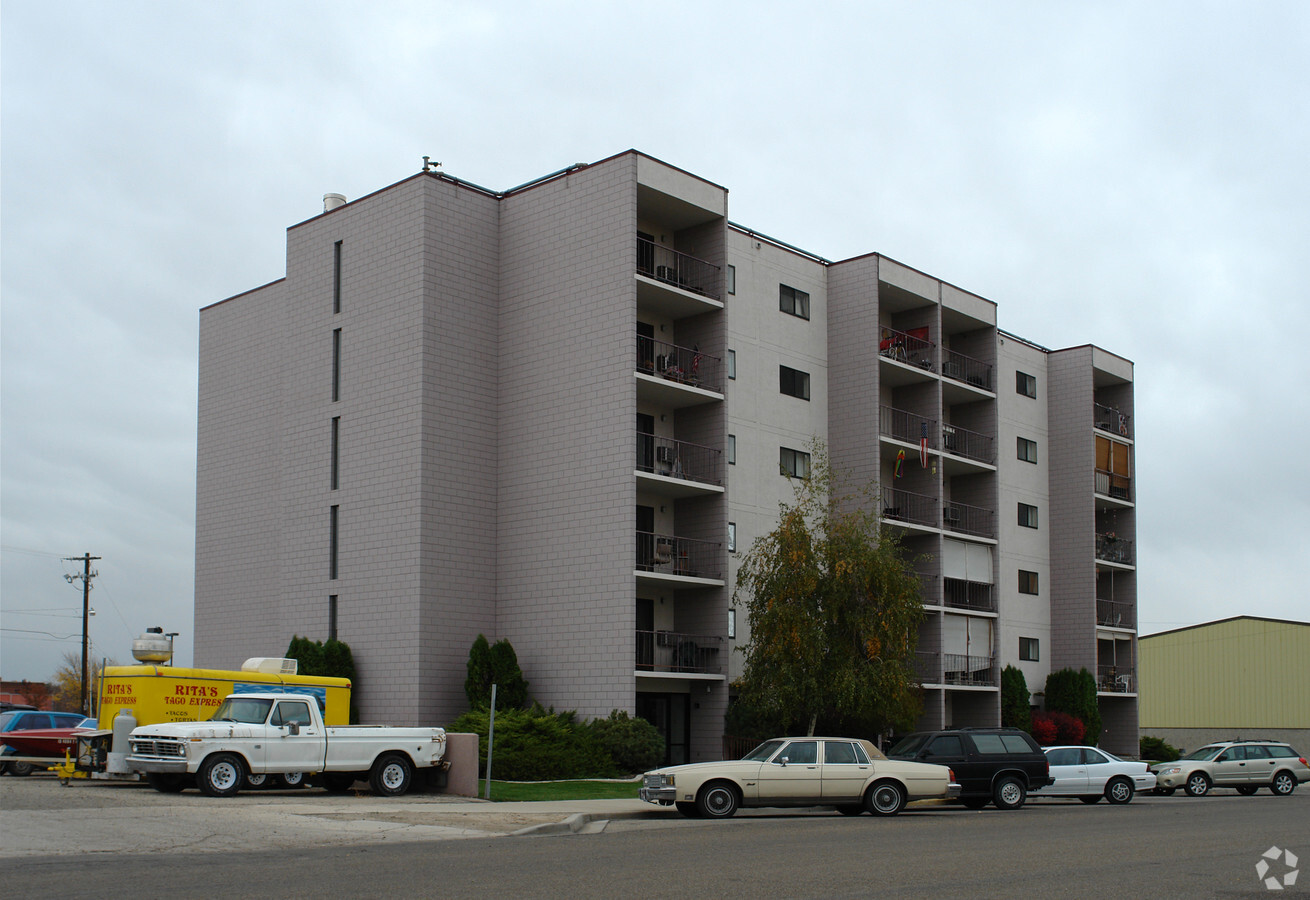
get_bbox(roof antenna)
[422,156,442,172]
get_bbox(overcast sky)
[3,2,1307,683]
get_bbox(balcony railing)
[944,501,996,538]
[1094,469,1132,501]
[880,406,936,447]
[942,424,995,464]
[636,336,722,393]
[1097,665,1135,693]
[1096,599,1135,629]
[917,651,996,686]
[636,531,722,580]
[1095,533,1134,565]
[881,486,938,528]
[636,432,723,486]
[942,349,993,391]
[636,237,720,300]
[636,629,724,675]
[879,326,935,370]
[1094,403,1132,439]
[943,578,996,612]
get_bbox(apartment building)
[195,150,1138,760]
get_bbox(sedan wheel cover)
[1109,781,1132,802]
[1273,774,1294,795]
[705,788,733,815]
[873,786,901,813]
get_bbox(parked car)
[1150,739,1310,797]
[1030,745,1155,804]
[639,736,960,818]
[0,711,95,776]
[887,727,1052,810]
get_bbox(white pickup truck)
[127,692,446,797]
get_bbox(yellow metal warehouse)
[1139,616,1309,751]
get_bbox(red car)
[0,710,96,776]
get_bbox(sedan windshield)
[209,697,273,724]
[742,739,785,762]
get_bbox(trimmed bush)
[1031,715,1057,745]
[464,635,530,711]
[1030,711,1084,745]
[1140,735,1180,762]
[1044,667,1101,745]
[448,705,616,780]
[587,711,664,775]
[1000,665,1031,732]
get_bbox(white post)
[484,683,497,800]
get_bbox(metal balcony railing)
[636,629,724,675]
[636,432,723,486]
[943,578,997,612]
[880,406,936,447]
[636,237,721,300]
[879,326,935,370]
[636,336,723,393]
[943,653,997,686]
[1097,665,1135,693]
[1095,533,1134,565]
[942,349,993,391]
[1096,599,1135,629]
[881,486,938,528]
[636,531,722,580]
[944,501,996,539]
[942,423,995,464]
[1094,403,1132,438]
[1094,469,1133,501]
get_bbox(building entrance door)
[636,692,689,766]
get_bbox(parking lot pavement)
[0,776,663,857]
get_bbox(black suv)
[887,728,1052,809]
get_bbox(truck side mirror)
[287,723,300,736]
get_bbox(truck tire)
[147,772,186,793]
[198,753,245,797]
[369,753,413,796]
[276,772,306,789]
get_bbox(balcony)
[944,501,996,539]
[1094,402,1132,439]
[1095,533,1134,566]
[636,336,723,405]
[880,406,936,448]
[1096,599,1135,629]
[915,651,997,686]
[636,237,720,300]
[1094,469,1133,502]
[1097,665,1136,694]
[636,531,722,581]
[879,326,935,370]
[941,349,993,392]
[942,423,995,465]
[636,629,724,675]
[636,432,723,494]
[881,486,938,528]
[943,578,996,613]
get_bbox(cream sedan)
[639,736,959,818]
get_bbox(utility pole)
[64,553,100,716]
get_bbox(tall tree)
[1001,665,1032,731]
[464,634,529,710]
[733,441,924,736]
[49,651,110,713]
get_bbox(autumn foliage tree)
[733,441,924,737]
[49,651,111,713]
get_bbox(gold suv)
[1150,739,1310,797]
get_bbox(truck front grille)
[129,739,186,758]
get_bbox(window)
[726,264,736,295]
[779,365,811,400]
[332,328,342,402]
[727,608,736,639]
[727,522,736,553]
[824,741,858,765]
[1017,437,1037,463]
[1016,371,1037,398]
[782,740,817,764]
[330,417,340,490]
[329,505,339,579]
[1018,570,1039,595]
[1018,502,1039,529]
[727,434,736,465]
[1019,637,1040,661]
[329,595,338,641]
[780,447,811,479]
[727,349,736,379]
[779,284,810,320]
[925,735,965,758]
[333,241,342,314]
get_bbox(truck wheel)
[277,772,306,789]
[323,772,357,793]
[245,773,269,789]
[198,753,245,797]
[147,772,186,793]
[993,776,1026,810]
[369,753,413,796]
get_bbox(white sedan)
[1030,745,1156,804]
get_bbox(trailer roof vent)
[241,657,299,675]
